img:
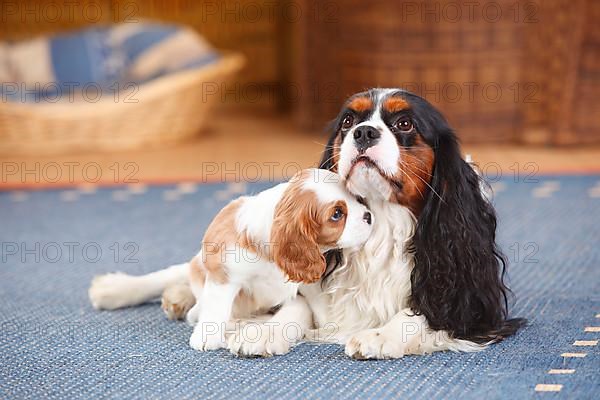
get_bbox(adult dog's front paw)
[345,329,405,360]
[227,322,291,357]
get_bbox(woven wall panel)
[296,0,527,143]
[294,1,524,142]
[520,0,600,145]
[521,0,580,144]
[296,0,600,144]
[569,0,600,144]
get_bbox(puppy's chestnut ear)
[271,186,326,283]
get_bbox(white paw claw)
[189,331,226,351]
[345,329,405,359]
[227,323,291,357]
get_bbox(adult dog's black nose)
[363,211,372,225]
[354,125,380,152]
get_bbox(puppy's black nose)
[363,211,372,225]
[354,125,380,152]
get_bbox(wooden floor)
[2,111,600,189]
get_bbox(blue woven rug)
[1,176,599,399]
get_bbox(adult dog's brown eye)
[341,115,354,130]
[395,118,413,132]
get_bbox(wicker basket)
[0,52,244,155]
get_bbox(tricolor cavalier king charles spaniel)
[310,88,525,358]
[90,88,525,359]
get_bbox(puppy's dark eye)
[394,117,413,132]
[330,207,345,221]
[341,115,354,130]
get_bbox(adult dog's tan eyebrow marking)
[383,97,410,113]
[347,97,373,112]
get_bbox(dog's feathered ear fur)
[271,183,326,284]
[409,117,525,342]
[319,119,342,172]
[319,119,346,278]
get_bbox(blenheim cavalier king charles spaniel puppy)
[89,169,373,355]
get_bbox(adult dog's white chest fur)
[302,201,415,337]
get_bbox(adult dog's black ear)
[319,118,344,280]
[319,120,340,172]
[409,123,526,343]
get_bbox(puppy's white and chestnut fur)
[89,168,372,355]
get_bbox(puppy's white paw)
[189,330,226,351]
[186,304,201,326]
[227,322,291,357]
[345,329,405,359]
[88,273,139,310]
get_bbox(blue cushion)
[1,22,219,103]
